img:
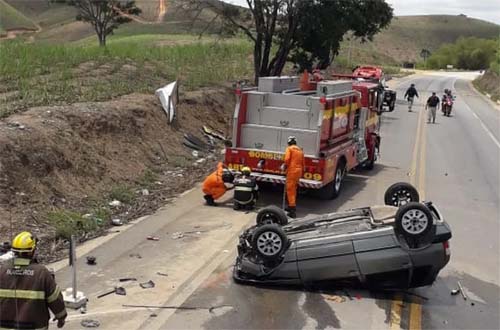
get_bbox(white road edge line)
[454,80,500,150]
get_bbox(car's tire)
[251,224,288,261]
[395,202,435,241]
[318,160,345,200]
[384,182,420,207]
[256,206,288,226]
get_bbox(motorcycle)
[441,95,453,117]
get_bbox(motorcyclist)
[404,83,419,112]
[233,166,259,210]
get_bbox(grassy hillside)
[340,15,500,65]
[0,0,38,34]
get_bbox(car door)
[295,236,361,283]
[353,228,412,287]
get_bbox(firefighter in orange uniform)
[202,162,233,206]
[282,136,305,218]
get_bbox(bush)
[47,209,102,240]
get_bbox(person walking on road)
[0,231,67,329]
[426,92,440,124]
[404,83,419,112]
[282,136,305,218]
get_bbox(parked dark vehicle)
[233,183,451,289]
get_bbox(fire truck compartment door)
[279,128,318,156]
[245,92,266,125]
[260,106,311,129]
[240,124,281,150]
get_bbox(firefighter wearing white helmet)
[0,232,67,329]
[282,136,305,218]
[233,166,259,210]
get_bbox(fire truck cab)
[225,74,381,199]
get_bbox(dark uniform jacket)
[0,257,67,330]
[427,95,440,107]
[404,87,419,98]
[233,176,258,204]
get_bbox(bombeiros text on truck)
[225,67,394,199]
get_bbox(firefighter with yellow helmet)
[233,166,259,210]
[0,231,67,329]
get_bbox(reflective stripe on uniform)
[47,286,61,303]
[0,289,45,300]
[235,186,253,192]
[13,258,30,266]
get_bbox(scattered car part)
[97,288,117,299]
[256,206,289,226]
[86,256,96,265]
[147,236,160,241]
[111,219,123,226]
[183,139,206,151]
[202,125,226,141]
[171,232,184,240]
[156,81,178,124]
[457,281,467,300]
[184,133,212,150]
[157,272,168,277]
[451,289,460,295]
[140,280,155,289]
[384,182,420,206]
[81,319,100,328]
[115,287,126,296]
[119,278,137,282]
[129,253,142,259]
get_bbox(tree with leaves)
[70,0,141,46]
[420,49,431,68]
[184,0,393,83]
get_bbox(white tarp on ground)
[155,81,179,124]
[0,251,14,265]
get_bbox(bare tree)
[71,0,141,46]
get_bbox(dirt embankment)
[0,87,234,261]
[473,70,500,103]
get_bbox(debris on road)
[451,289,460,295]
[171,232,184,240]
[115,287,126,296]
[457,281,468,300]
[129,253,142,259]
[156,272,168,277]
[111,219,123,226]
[119,278,137,282]
[147,236,160,241]
[109,200,122,207]
[97,288,116,299]
[86,256,96,265]
[321,294,346,303]
[81,319,100,328]
[139,280,155,289]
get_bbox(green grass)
[0,0,38,32]
[108,185,135,204]
[0,38,252,116]
[47,209,103,239]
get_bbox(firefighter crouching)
[282,136,305,218]
[202,162,234,206]
[0,232,67,329]
[233,167,259,210]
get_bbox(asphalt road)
[59,72,499,330]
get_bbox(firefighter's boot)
[204,195,216,206]
[287,207,297,219]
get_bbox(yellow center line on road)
[390,100,426,330]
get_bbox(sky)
[223,0,500,24]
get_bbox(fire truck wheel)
[384,182,420,207]
[252,224,288,261]
[395,202,435,243]
[318,160,345,200]
[256,206,288,226]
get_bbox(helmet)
[411,83,415,87]
[287,136,297,145]
[241,166,251,175]
[221,169,234,183]
[11,231,37,253]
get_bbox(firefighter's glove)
[53,315,66,328]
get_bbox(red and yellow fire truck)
[224,72,382,199]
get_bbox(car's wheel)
[384,182,419,207]
[256,205,288,226]
[251,224,288,261]
[318,160,345,200]
[395,202,435,241]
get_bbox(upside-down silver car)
[234,183,452,289]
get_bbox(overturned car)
[234,183,452,289]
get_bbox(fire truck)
[224,73,382,199]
